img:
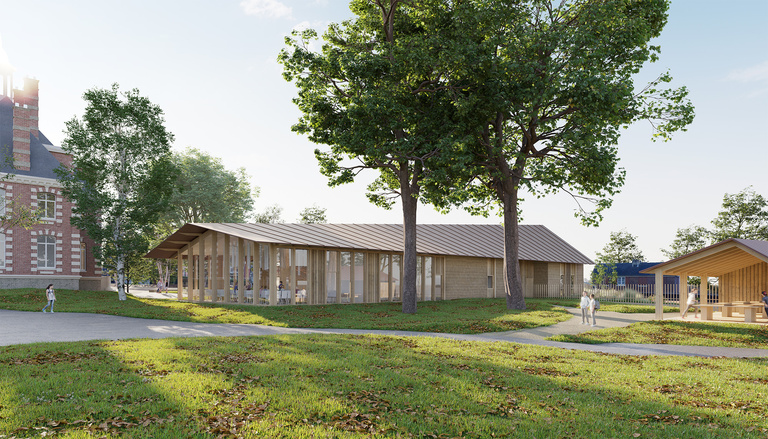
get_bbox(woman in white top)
[580,291,591,325]
[42,283,56,313]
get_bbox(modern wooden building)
[147,223,593,305]
[641,238,768,319]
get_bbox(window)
[37,236,56,268]
[80,242,87,271]
[617,276,626,287]
[0,188,5,216]
[0,233,4,267]
[38,193,55,219]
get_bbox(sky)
[0,0,766,273]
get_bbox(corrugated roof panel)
[146,223,594,264]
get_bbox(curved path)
[1,308,765,358]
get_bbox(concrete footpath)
[1,303,766,358]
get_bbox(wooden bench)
[694,302,766,323]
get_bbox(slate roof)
[147,222,594,265]
[0,96,62,179]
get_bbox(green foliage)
[0,289,569,334]
[55,84,176,300]
[1,335,766,437]
[166,147,256,225]
[298,204,327,223]
[595,230,645,264]
[253,204,284,223]
[0,151,42,232]
[590,262,618,285]
[551,320,768,349]
[662,225,709,259]
[710,186,768,242]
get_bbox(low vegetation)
[1,335,766,438]
[0,289,572,334]
[550,320,768,350]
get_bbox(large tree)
[710,187,768,242]
[56,84,175,300]
[280,0,475,313]
[432,0,693,309]
[661,225,708,259]
[167,147,256,225]
[595,230,645,264]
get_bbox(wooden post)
[223,234,231,303]
[177,248,183,301]
[701,274,709,304]
[269,244,277,306]
[211,232,218,302]
[655,271,663,319]
[198,234,206,303]
[237,238,245,304]
[189,241,196,301]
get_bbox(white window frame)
[617,276,626,287]
[37,235,56,269]
[38,193,56,220]
[0,233,5,267]
[0,188,5,216]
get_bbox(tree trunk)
[501,186,526,310]
[399,166,418,315]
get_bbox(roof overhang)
[640,239,768,276]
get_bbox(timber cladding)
[720,262,768,302]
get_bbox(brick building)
[0,72,103,290]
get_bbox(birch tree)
[56,84,175,300]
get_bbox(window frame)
[38,193,56,220]
[37,235,56,269]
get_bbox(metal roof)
[640,238,768,276]
[146,223,594,264]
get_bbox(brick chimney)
[11,77,38,171]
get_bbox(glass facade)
[176,234,445,306]
[326,251,338,304]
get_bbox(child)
[580,291,591,325]
[589,293,599,327]
[41,283,56,313]
[682,288,699,319]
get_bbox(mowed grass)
[550,320,768,350]
[1,335,766,438]
[0,289,571,334]
[534,298,679,314]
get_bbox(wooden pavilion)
[641,239,768,320]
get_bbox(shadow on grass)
[0,289,571,334]
[2,335,767,437]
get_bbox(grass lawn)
[0,289,572,334]
[534,298,679,314]
[1,335,766,438]
[549,320,768,350]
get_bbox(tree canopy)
[56,84,175,300]
[280,0,477,314]
[710,187,768,242]
[428,0,693,309]
[661,225,709,259]
[166,147,256,226]
[298,205,327,224]
[595,230,646,264]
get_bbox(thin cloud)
[726,61,768,83]
[240,0,293,19]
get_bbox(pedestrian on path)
[41,284,56,313]
[682,288,699,319]
[580,291,591,325]
[589,293,599,327]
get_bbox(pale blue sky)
[1,0,766,267]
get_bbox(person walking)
[682,288,699,319]
[580,291,591,325]
[41,283,56,313]
[761,291,768,320]
[589,293,599,327]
